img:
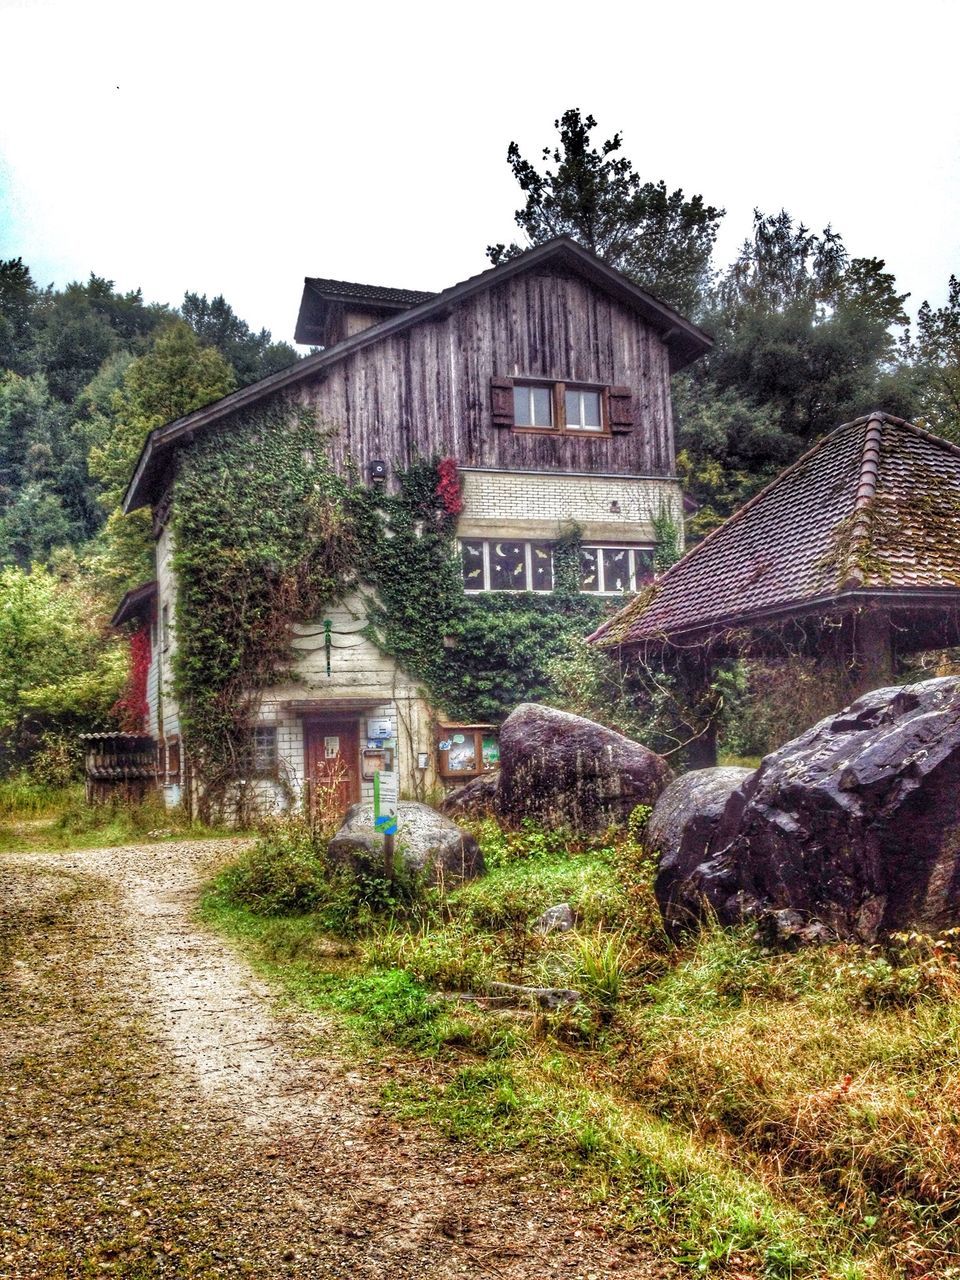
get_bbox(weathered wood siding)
[289,265,676,479]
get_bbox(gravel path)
[1,839,668,1279]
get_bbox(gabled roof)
[294,277,437,344]
[590,412,960,649]
[123,237,713,512]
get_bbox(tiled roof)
[303,277,437,309]
[591,413,960,648]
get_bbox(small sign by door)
[324,735,339,759]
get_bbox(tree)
[88,319,236,509]
[487,108,724,316]
[181,291,298,385]
[908,275,960,442]
[677,211,915,535]
[0,562,126,767]
[0,258,41,374]
[33,274,163,402]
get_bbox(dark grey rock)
[647,767,755,939]
[496,703,673,834]
[680,678,960,943]
[756,909,835,949]
[440,769,500,819]
[535,903,575,933]
[327,800,483,884]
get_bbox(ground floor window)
[460,539,654,595]
[252,724,278,773]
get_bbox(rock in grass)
[327,801,483,884]
[647,767,755,940]
[535,903,575,933]
[440,769,500,820]
[496,703,673,835]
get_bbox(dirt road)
[0,840,665,1279]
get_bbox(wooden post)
[851,609,893,696]
[383,832,395,883]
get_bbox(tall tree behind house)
[491,113,924,542]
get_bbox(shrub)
[218,820,328,916]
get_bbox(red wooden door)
[304,718,360,826]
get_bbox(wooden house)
[114,237,711,812]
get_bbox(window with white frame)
[579,545,655,593]
[460,540,653,594]
[460,539,554,592]
[511,381,606,433]
[251,725,278,773]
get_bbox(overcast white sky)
[1,0,957,347]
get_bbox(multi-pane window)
[511,381,607,434]
[461,539,554,593]
[252,725,278,773]
[461,540,653,594]
[579,545,655,594]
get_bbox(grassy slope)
[0,778,239,852]
[198,818,960,1279]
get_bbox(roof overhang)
[598,585,960,652]
[123,237,713,514]
[110,580,158,628]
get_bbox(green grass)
[0,781,243,853]
[199,817,960,1278]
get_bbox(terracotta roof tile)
[591,413,960,648]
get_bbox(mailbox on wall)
[362,747,394,780]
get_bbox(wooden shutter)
[608,386,634,433]
[490,377,515,427]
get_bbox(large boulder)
[647,767,755,939]
[440,769,500,820]
[496,703,673,834]
[676,678,960,942]
[327,801,483,884]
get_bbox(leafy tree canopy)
[487,108,724,316]
[181,291,298,386]
[906,274,960,442]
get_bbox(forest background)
[1,108,957,778]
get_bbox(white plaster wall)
[258,591,439,804]
[155,522,180,739]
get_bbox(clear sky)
[1,0,957,348]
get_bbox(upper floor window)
[510,380,606,434]
[580,545,655,593]
[513,384,554,429]
[462,539,554,592]
[491,377,634,434]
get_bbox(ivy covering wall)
[170,396,644,800]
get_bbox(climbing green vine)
[172,397,356,810]
[171,399,645,806]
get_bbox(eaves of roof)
[122,237,713,513]
[589,412,960,650]
[111,579,158,628]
